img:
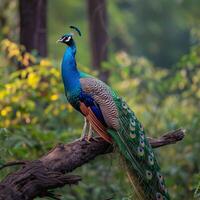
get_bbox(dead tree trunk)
[87,0,109,82]
[19,0,47,57]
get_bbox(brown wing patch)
[80,102,113,144]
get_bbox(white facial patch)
[65,36,71,42]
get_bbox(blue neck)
[61,42,80,95]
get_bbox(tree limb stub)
[0,128,185,200]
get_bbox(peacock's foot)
[85,134,99,143]
[85,125,97,143]
[76,135,98,143]
[82,134,93,143]
[78,134,91,143]
[78,135,87,141]
[91,137,99,142]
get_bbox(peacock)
[57,26,170,200]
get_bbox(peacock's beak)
[56,37,63,43]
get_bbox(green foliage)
[109,0,200,67]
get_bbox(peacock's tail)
[108,96,170,200]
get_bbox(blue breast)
[61,46,81,111]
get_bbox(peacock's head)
[57,26,81,46]
[57,33,74,46]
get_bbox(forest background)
[0,0,200,199]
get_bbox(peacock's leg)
[87,123,93,141]
[86,123,99,142]
[80,117,89,140]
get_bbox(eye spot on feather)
[149,151,155,158]
[122,101,128,109]
[156,192,163,200]
[138,123,144,131]
[146,170,152,180]
[129,118,136,131]
[148,155,154,165]
[140,132,145,139]
[139,130,144,139]
[140,139,145,147]
[157,174,166,192]
[159,180,165,191]
[130,118,136,126]
[157,173,164,181]
[137,147,144,157]
[130,123,135,131]
[130,132,136,139]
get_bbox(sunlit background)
[0,0,200,199]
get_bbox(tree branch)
[0,128,185,200]
[147,128,185,148]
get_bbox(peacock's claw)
[78,135,87,141]
[76,136,98,143]
[86,135,99,143]
[79,137,85,141]
[91,137,99,142]
[82,135,94,143]
[85,138,91,143]
[77,135,91,143]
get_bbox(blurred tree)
[87,0,109,82]
[0,1,9,39]
[19,0,47,58]
[0,0,18,41]
[109,0,190,68]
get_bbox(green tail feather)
[108,95,170,200]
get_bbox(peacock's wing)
[80,77,119,127]
[79,76,119,143]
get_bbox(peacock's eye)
[65,36,71,42]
